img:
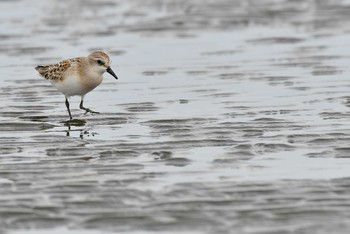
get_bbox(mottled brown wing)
[35,59,72,81]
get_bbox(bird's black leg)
[79,99,99,115]
[65,97,73,120]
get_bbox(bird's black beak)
[107,66,118,80]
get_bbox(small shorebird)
[35,51,118,120]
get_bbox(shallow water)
[2,0,350,233]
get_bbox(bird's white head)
[87,51,118,79]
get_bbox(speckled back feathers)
[35,58,83,81]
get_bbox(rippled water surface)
[2,0,350,233]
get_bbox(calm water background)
[2,0,350,233]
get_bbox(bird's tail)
[35,65,51,79]
[35,65,49,73]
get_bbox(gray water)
[2,0,350,233]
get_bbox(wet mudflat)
[2,0,350,233]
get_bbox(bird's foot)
[84,108,100,115]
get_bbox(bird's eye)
[97,60,104,65]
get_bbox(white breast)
[51,75,87,97]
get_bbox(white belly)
[51,76,87,97]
